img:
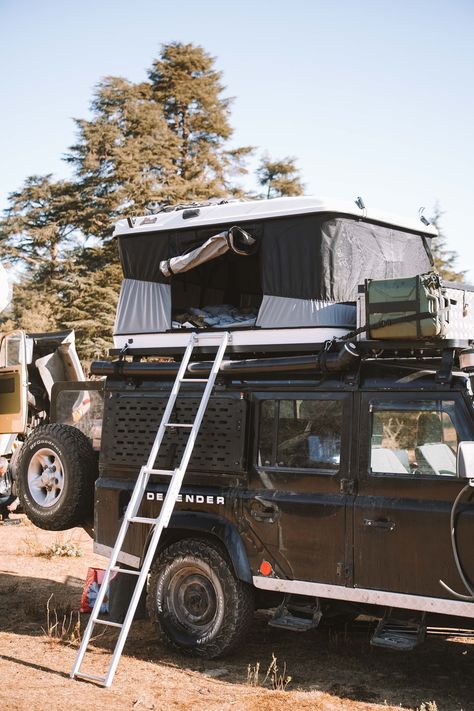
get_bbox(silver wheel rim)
[27,447,65,508]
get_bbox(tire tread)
[17,424,97,530]
[147,538,254,659]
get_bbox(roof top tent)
[112,196,437,355]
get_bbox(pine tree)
[59,249,122,361]
[1,280,59,334]
[149,42,252,201]
[2,44,313,359]
[0,175,82,334]
[257,155,305,199]
[67,43,253,240]
[429,203,465,283]
[0,175,80,279]
[65,77,180,240]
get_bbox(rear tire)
[147,538,254,658]
[17,424,97,530]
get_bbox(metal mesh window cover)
[99,393,247,473]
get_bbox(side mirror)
[456,441,474,485]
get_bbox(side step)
[370,609,426,651]
[268,595,321,632]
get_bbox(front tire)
[17,424,97,530]
[147,538,254,658]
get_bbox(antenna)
[355,196,366,211]
[418,207,430,226]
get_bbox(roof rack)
[100,336,474,387]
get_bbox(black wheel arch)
[143,511,252,584]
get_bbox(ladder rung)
[74,672,107,683]
[143,467,173,476]
[129,516,160,525]
[111,566,140,576]
[180,378,208,383]
[93,619,123,628]
[165,423,193,428]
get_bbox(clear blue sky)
[1,0,473,276]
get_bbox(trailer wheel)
[17,424,97,530]
[147,538,254,658]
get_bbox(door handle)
[363,518,396,531]
[251,499,279,523]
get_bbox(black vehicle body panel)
[94,362,474,617]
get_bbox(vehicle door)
[0,331,28,434]
[243,391,354,585]
[353,390,474,598]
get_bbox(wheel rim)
[27,448,65,508]
[166,564,221,634]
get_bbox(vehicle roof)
[113,196,438,238]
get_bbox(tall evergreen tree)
[429,203,465,283]
[65,77,180,241]
[149,42,252,201]
[0,175,82,334]
[59,248,122,361]
[257,155,304,199]
[1,44,315,359]
[67,42,252,242]
[0,175,80,279]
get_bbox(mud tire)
[147,538,254,658]
[17,424,97,530]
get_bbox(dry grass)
[42,593,81,646]
[22,528,83,558]
[247,653,292,691]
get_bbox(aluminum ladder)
[71,331,230,687]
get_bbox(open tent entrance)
[169,224,263,329]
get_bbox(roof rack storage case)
[358,274,474,342]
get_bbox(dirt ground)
[0,516,473,711]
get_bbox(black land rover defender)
[16,339,474,656]
[15,198,474,657]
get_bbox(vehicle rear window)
[258,399,343,472]
[370,401,458,477]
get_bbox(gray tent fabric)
[160,232,229,278]
[259,216,432,302]
[256,295,357,328]
[114,279,171,335]
[319,219,431,301]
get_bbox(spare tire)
[17,424,98,530]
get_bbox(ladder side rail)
[74,470,165,677]
[74,337,197,679]
[104,513,168,686]
[159,332,229,528]
[71,467,152,678]
[143,334,196,473]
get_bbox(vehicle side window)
[258,399,343,472]
[370,401,458,477]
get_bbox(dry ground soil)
[0,515,473,711]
